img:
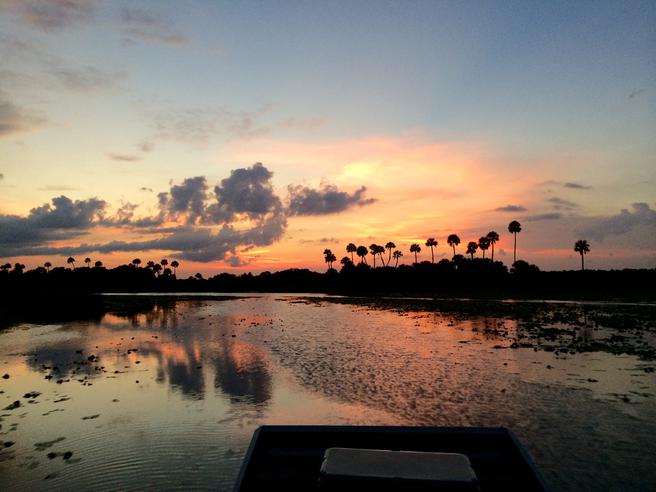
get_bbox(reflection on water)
[0,295,655,491]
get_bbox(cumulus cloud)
[120,7,189,47]
[579,203,656,241]
[287,184,376,216]
[0,163,374,263]
[0,195,106,255]
[3,0,94,31]
[0,96,45,136]
[495,204,527,212]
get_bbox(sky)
[0,0,655,275]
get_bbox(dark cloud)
[0,96,45,136]
[158,176,208,224]
[140,187,153,192]
[4,0,94,31]
[547,197,578,210]
[0,196,106,255]
[205,163,281,223]
[0,163,376,263]
[495,204,527,212]
[579,203,656,241]
[108,153,140,162]
[525,213,563,222]
[287,184,376,216]
[539,180,592,190]
[563,182,592,190]
[299,237,339,244]
[120,7,189,47]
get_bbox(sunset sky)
[1,0,654,275]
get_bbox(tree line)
[322,220,592,271]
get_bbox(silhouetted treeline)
[1,260,655,302]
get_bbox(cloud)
[36,185,79,191]
[563,182,591,190]
[539,180,592,190]
[52,66,126,91]
[579,203,656,241]
[107,153,140,162]
[0,173,3,180]
[0,195,107,255]
[0,163,376,262]
[287,184,376,216]
[495,204,527,212]
[152,106,268,144]
[4,0,94,31]
[139,141,154,152]
[525,213,563,222]
[0,96,45,136]
[158,176,208,224]
[140,187,153,192]
[120,7,189,47]
[547,197,578,210]
[299,237,339,244]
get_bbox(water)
[1,294,655,491]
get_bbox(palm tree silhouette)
[574,239,590,271]
[84,257,91,268]
[44,261,51,272]
[346,243,357,263]
[425,238,437,263]
[508,221,522,264]
[171,260,179,275]
[94,260,103,268]
[447,234,461,258]
[356,245,368,264]
[369,244,381,267]
[323,249,336,270]
[478,236,491,259]
[392,250,403,267]
[486,231,500,261]
[466,241,478,259]
[340,256,353,268]
[153,263,162,276]
[67,257,76,269]
[147,260,155,270]
[132,258,142,268]
[385,242,396,266]
[410,243,421,264]
[161,259,168,268]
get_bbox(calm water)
[1,294,655,491]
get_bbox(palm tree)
[447,234,461,258]
[410,243,421,264]
[392,250,403,267]
[369,244,380,267]
[67,257,76,269]
[340,256,353,268]
[84,257,91,268]
[376,245,386,265]
[94,260,103,268]
[574,239,590,271]
[153,263,162,276]
[147,260,155,270]
[478,236,491,259]
[466,241,478,259]
[486,231,500,261]
[385,242,396,266]
[171,260,179,275]
[132,258,142,268]
[346,243,357,263]
[323,249,336,270]
[161,259,168,267]
[425,238,438,263]
[356,245,368,264]
[508,220,522,264]
[44,261,51,272]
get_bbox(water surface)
[1,294,654,491]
